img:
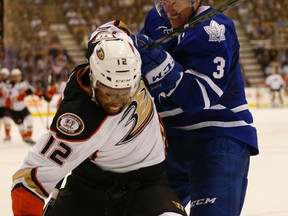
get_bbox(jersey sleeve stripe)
[12,168,49,198]
[186,69,223,96]
[196,78,210,109]
[159,108,184,118]
[174,120,254,131]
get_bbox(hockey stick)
[42,179,64,216]
[46,73,52,130]
[31,95,46,128]
[149,0,246,49]
[46,101,50,130]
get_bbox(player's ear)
[113,20,131,36]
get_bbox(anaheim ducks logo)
[116,81,154,145]
[56,113,85,136]
[96,47,105,60]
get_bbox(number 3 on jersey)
[213,56,225,79]
[39,136,72,166]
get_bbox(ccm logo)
[191,197,217,207]
[116,79,131,83]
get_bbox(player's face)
[95,83,132,115]
[12,75,21,83]
[0,74,7,81]
[156,0,193,28]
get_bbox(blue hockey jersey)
[140,6,258,155]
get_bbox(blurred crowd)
[0,0,288,91]
[61,0,153,48]
[1,0,74,89]
[1,0,154,88]
[237,0,288,92]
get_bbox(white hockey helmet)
[89,38,141,89]
[85,20,133,60]
[0,68,10,76]
[11,68,22,76]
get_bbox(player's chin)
[104,106,124,116]
[169,16,187,28]
[169,19,184,28]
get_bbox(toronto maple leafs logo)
[204,20,226,42]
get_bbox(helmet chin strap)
[89,70,99,104]
[91,87,98,104]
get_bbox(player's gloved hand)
[43,92,53,102]
[35,90,44,97]
[131,34,183,96]
[17,92,27,101]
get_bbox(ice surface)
[1,108,288,216]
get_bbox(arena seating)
[1,0,288,88]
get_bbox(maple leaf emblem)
[204,20,226,42]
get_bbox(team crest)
[116,82,154,145]
[204,20,226,42]
[56,113,84,136]
[96,47,105,60]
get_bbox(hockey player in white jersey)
[11,20,187,216]
[265,68,285,107]
[0,67,12,141]
[8,68,36,144]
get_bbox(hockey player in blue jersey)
[131,0,259,215]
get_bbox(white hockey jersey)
[11,65,166,215]
[9,80,34,111]
[0,81,9,107]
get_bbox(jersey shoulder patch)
[56,113,85,136]
[50,68,107,142]
[204,20,226,42]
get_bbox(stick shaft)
[46,73,52,129]
[42,179,63,216]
